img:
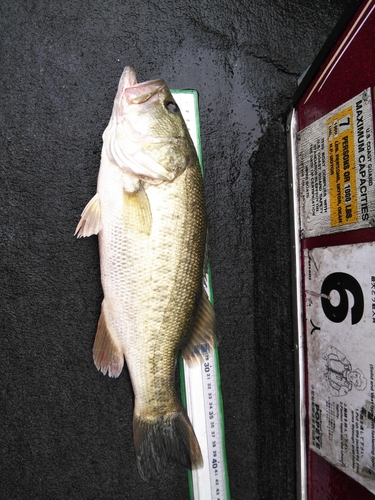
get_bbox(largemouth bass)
[75,67,215,481]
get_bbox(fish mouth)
[119,66,166,105]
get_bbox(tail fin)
[133,408,203,481]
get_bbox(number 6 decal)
[321,272,364,324]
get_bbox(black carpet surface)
[1,1,353,498]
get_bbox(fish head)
[104,67,195,184]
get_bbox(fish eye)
[165,101,180,113]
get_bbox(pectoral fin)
[182,289,216,365]
[93,306,124,378]
[123,183,152,235]
[75,193,102,238]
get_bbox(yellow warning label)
[327,106,358,226]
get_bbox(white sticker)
[305,242,375,493]
[298,89,375,237]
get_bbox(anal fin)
[75,193,102,238]
[93,306,124,378]
[182,288,216,365]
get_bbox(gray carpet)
[1,1,354,498]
